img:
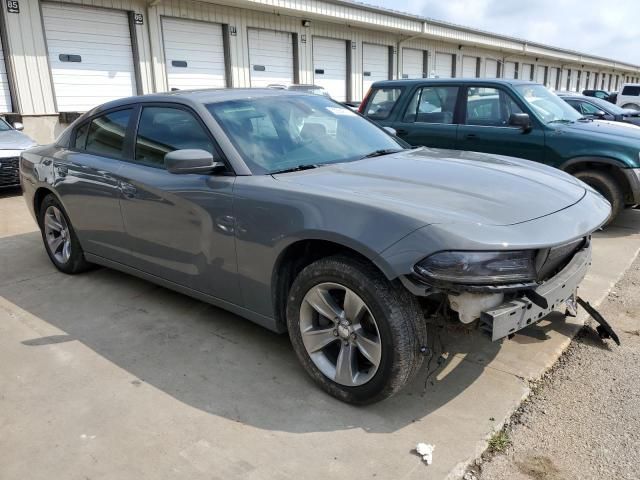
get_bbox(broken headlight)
[414,250,536,285]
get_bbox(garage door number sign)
[7,0,19,14]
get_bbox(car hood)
[553,118,640,139]
[0,129,37,150]
[273,148,586,226]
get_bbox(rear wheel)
[574,169,624,224]
[38,194,92,274]
[286,255,426,404]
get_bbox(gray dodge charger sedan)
[20,89,610,404]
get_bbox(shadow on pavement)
[0,231,580,434]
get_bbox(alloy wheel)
[44,205,71,264]
[299,282,382,386]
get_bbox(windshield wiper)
[271,164,319,175]
[547,119,574,124]
[360,148,404,159]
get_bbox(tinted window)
[465,87,522,126]
[85,109,132,158]
[622,86,640,96]
[580,101,603,115]
[74,122,89,149]
[135,107,214,167]
[365,87,402,120]
[403,86,459,124]
[207,95,403,175]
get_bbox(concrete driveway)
[1,189,639,480]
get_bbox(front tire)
[38,194,92,274]
[286,255,426,404]
[574,169,624,224]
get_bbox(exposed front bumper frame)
[480,245,592,341]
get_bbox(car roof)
[371,78,537,88]
[86,88,312,115]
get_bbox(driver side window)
[134,107,214,168]
[465,87,523,127]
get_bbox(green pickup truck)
[360,79,640,220]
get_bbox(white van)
[616,83,640,110]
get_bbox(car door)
[456,85,546,161]
[52,108,133,263]
[117,104,239,304]
[390,84,460,149]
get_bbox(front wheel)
[286,255,426,404]
[573,169,624,224]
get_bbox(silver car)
[0,118,36,188]
[20,89,610,404]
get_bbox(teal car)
[360,79,640,220]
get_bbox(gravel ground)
[469,256,640,480]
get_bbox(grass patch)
[488,430,511,453]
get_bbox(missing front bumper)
[480,245,592,341]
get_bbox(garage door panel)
[362,43,389,95]
[435,53,453,78]
[462,56,477,78]
[162,18,226,91]
[248,29,294,87]
[313,37,346,101]
[43,3,136,112]
[402,48,423,79]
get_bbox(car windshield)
[207,95,404,174]
[516,84,582,123]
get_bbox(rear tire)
[573,169,624,224]
[38,194,92,274]
[286,255,426,404]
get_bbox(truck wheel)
[38,194,92,274]
[622,103,640,111]
[286,255,426,404]
[574,169,624,223]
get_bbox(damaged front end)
[401,237,594,341]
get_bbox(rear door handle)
[464,133,478,139]
[120,182,137,198]
[395,129,408,136]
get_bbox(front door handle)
[120,182,137,198]
[395,129,408,136]
[464,133,478,139]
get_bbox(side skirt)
[84,253,285,334]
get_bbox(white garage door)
[42,3,136,112]
[504,61,517,79]
[248,29,293,88]
[362,43,389,94]
[549,68,559,90]
[434,53,454,78]
[162,18,226,91]
[0,35,11,113]
[312,37,347,101]
[462,56,478,78]
[536,66,546,85]
[402,48,423,79]
[485,58,499,78]
[521,64,533,81]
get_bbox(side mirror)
[593,110,607,119]
[383,126,397,136]
[13,122,24,131]
[508,113,531,131]
[164,149,225,174]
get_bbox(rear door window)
[402,86,459,124]
[364,87,402,120]
[85,109,133,159]
[622,86,640,96]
